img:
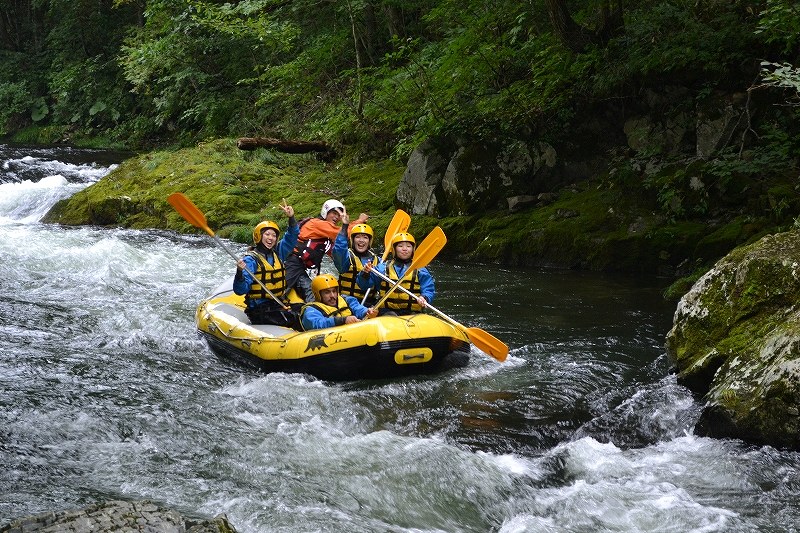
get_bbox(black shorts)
[245,304,300,329]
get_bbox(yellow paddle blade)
[466,327,509,362]
[408,226,446,271]
[381,209,411,262]
[167,192,214,237]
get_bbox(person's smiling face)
[326,208,343,224]
[352,233,371,253]
[261,228,278,249]
[394,242,414,261]
[319,286,338,306]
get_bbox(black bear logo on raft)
[304,334,329,352]
[303,332,347,352]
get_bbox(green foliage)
[0,0,797,167]
[0,81,31,134]
[590,2,759,94]
[755,0,800,54]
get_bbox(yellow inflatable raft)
[195,279,471,381]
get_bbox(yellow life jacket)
[338,249,377,301]
[245,250,286,302]
[300,296,353,329]
[383,260,421,312]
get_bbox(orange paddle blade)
[381,209,411,262]
[465,327,508,362]
[167,192,214,236]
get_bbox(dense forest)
[0,1,797,158]
[4,1,800,284]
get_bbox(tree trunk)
[544,0,624,52]
[236,137,333,155]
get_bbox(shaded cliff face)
[665,229,800,449]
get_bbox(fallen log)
[237,137,332,154]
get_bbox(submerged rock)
[0,500,238,533]
[665,229,800,449]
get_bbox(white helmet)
[320,199,345,219]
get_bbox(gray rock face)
[397,137,562,216]
[665,229,800,449]
[1,500,238,533]
[395,89,752,219]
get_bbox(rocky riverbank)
[41,138,792,296]
[0,500,238,533]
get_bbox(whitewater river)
[1,145,799,532]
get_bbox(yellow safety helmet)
[311,273,339,301]
[252,221,280,244]
[390,232,415,249]
[350,223,374,246]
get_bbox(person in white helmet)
[284,198,368,303]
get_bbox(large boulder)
[665,229,800,449]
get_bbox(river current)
[1,145,799,532]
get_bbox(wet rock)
[0,500,238,533]
[665,229,800,449]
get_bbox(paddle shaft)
[360,209,410,305]
[167,192,288,309]
[213,235,289,310]
[368,267,508,361]
[369,267,450,322]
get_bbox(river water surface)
[1,145,799,532]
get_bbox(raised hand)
[279,198,294,218]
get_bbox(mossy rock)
[666,229,800,448]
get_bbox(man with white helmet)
[284,198,369,303]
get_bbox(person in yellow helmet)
[233,200,299,327]
[299,274,377,330]
[332,217,377,306]
[358,231,435,316]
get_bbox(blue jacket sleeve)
[416,267,436,304]
[300,305,336,330]
[332,226,351,274]
[356,261,385,290]
[233,255,258,295]
[344,295,369,319]
[276,217,299,261]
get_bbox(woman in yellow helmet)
[332,217,378,306]
[358,232,435,316]
[299,274,377,330]
[233,200,299,327]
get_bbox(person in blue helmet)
[233,200,300,328]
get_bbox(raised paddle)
[367,268,509,361]
[361,209,411,304]
[370,226,447,311]
[167,192,289,310]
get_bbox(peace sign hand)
[279,198,294,218]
